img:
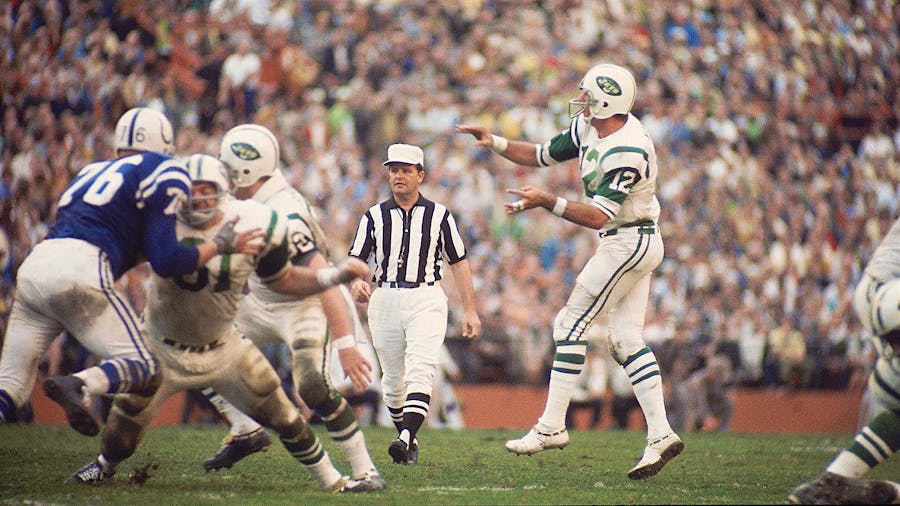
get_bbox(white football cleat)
[628,432,684,480]
[505,426,569,455]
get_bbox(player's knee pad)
[607,333,646,365]
[553,284,599,342]
[266,404,308,440]
[238,348,280,397]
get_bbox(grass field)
[1,424,897,505]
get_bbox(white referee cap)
[383,143,424,169]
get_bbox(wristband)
[332,334,355,350]
[552,197,568,217]
[315,266,341,288]
[490,134,508,154]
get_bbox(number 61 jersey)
[143,198,292,347]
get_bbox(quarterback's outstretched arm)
[455,124,540,167]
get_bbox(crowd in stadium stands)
[0,1,897,416]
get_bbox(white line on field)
[418,485,546,493]
[788,446,845,453]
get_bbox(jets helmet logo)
[230,142,261,160]
[595,76,622,96]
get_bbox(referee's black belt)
[162,338,224,353]
[598,220,656,239]
[377,281,437,289]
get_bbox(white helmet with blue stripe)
[180,153,231,226]
[114,107,175,156]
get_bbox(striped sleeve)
[440,207,467,264]
[537,117,583,166]
[348,209,375,262]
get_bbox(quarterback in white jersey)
[789,217,900,504]
[66,155,372,493]
[457,63,681,480]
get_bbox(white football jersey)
[245,169,327,305]
[865,216,900,282]
[538,113,661,231]
[144,198,290,346]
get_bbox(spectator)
[0,0,895,404]
[670,354,736,433]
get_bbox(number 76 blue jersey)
[47,151,200,279]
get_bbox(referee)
[349,143,481,465]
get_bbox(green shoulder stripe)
[599,146,648,166]
[264,209,278,243]
[547,130,579,163]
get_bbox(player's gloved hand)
[213,216,264,255]
[212,216,240,253]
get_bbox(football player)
[0,108,260,435]
[789,217,900,505]
[457,63,682,479]
[66,154,373,493]
[199,124,386,492]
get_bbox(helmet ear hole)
[219,124,281,188]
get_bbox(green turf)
[1,424,897,505]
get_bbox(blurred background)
[0,0,896,433]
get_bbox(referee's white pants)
[367,285,447,408]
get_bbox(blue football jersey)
[48,152,199,279]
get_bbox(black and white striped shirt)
[348,194,467,285]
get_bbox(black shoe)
[388,438,408,464]
[43,375,98,436]
[67,459,114,485]
[203,429,272,471]
[407,440,418,464]
[788,472,898,505]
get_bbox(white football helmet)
[219,124,280,188]
[867,279,900,338]
[180,153,231,226]
[568,64,636,120]
[114,107,175,156]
